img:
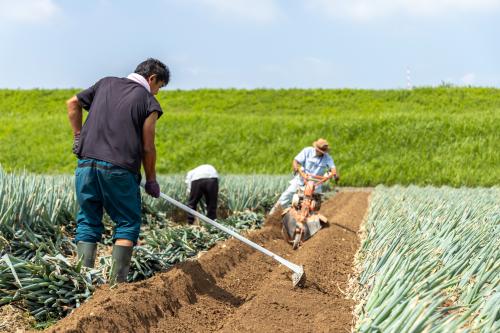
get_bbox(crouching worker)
[185,164,219,224]
[66,58,170,282]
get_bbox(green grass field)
[0,88,498,186]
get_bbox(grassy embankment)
[0,88,498,186]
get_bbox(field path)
[47,191,370,333]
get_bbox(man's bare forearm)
[141,112,159,183]
[293,160,301,172]
[67,96,83,135]
[143,149,157,181]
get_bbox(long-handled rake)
[142,184,306,287]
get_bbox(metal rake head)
[292,266,306,288]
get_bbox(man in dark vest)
[66,58,169,282]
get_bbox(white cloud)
[461,72,476,85]
[302,57,335,74]
[0,0,60,23]
[260,56,337,87]
[307,0,500,21]
[197,0,283,23]
[186,67,203,76]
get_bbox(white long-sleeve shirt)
[185,164,219,193]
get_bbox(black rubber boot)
[110,245,133,283]
[76,241,97,268]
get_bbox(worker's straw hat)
[313,138,330,153]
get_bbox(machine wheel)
[281,225,291,242]
[282,212,296,241]
[292,233,301,250]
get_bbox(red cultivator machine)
[282,173,330,249]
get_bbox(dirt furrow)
[47,191,370,333]
[214,191,370,333]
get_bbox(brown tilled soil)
[0,304,35,332]
[46,191,370,333]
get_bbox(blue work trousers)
[74,158,141,244]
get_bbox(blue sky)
[0,0,499,89]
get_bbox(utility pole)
[406,66,412,90]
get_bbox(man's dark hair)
[134,58,170,86]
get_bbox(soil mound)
[47,191,370,333]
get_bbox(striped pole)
[406,66,412,90]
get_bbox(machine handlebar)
[299,172,331,185]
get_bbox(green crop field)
[354,186,499,332]
[1,170,498,330]
[0,170,282,323]
[0,87,499,186]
